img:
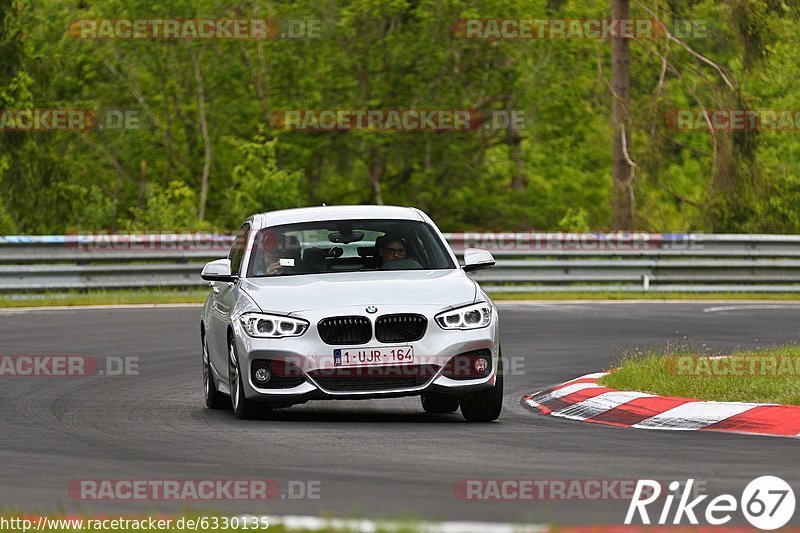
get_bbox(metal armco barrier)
[1,232,800,292]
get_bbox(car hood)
[240,269,478,314]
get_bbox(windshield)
[246,219,455,277]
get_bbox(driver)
[377,234,407,265]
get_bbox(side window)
[228,224,251,276]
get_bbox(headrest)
[375,233,405,249]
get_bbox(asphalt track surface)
[1,302,799,526]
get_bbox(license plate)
[333,346,414,367]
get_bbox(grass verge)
[490,291,800,301]
[599,346,800,405]
[0,289,209,308]
[2,290,800,308]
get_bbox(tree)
[610,0,634,230]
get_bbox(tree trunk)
[369,147,384,205]
[138,159,147,210]
[193,49,212,222]
[611,0,634,230]
[506,127,526,191]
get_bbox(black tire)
[228,337,270,420]
[460,355,503,422]
[203,334,229,409]
[421,393,460,414]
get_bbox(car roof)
[252,205,426,228]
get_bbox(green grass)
[490,291,800,301]
[0,289,209,308]
[599,346,800,405]
[2,289,800,308]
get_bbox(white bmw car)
[200,205,502,421]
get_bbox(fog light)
[442,350,492,379]
[254,367,271,384]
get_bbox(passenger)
[254,231,301,276]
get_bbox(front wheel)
[228,338,270,420]
[460,355,503,422]
[203,334,229,409]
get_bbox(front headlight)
[435,302,492,330]
[239,313,309,338]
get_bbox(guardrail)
[1,233,800,293]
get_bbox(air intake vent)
[317,316,372,345]
[308,365,439,392]
[375,314,427,343]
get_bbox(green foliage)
[558,208,591,232]
[0,70,33,108]
[68,184,117,231]
[0,0,798,233]
[0,157,15,233]
[124,181,204,230]
[224,136,306,227]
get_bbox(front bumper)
[231,304,500,403]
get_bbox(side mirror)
[201,258,236,282]
[463,248,495,272]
